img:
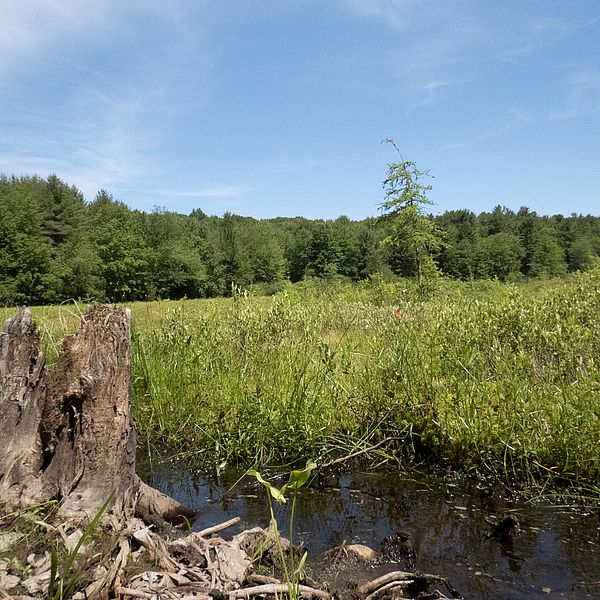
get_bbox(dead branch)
[198,517,241,537]
[320,437,396,469]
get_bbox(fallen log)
[0,306,192,525]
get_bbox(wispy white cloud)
[442,62,600,151]
[441,114,527,151]
[340,0,598,110]
[158,185,250,199]
[340,1,482,105]
[0,1,118,80]
[341,0,420,28]
[498,14,600,62]
[412,79,462,107]
[494,66,600,124]
[0,82,165,200]
[548,66,600,120]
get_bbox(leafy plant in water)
[48,492,114,600]
[247,461,317,599]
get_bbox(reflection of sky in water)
[141,460,600,600]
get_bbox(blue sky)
[1,1,599,220]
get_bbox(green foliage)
[1,173,600,306]
[143,208,207,299]
[305,222,343,279]
[475,232,524,280]
[6,273,599,492]
[246,461,317,506]
[436,209,478,279]
[89,191,152,302]
[528,224,567,277]
[568,236,595,272]
[379,144,445,293]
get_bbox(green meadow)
[3,268,599,492]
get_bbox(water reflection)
[139,458,600,599]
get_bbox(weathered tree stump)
[0,306,192,525]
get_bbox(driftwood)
[197,516,241,538]
[0,306,191,524]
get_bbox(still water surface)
[141,459,599,599]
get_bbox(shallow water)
[141,458,600,599]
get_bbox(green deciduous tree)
[242,221,286,285]
[2,170,600,307]
[143,208,207,299]
[435,209,478,279]
[305,221,343,279]
[568,236,595,272]
[475,232,524,280]
[89,191,152,302]
[527,224,567,277]
[0,176,57,305]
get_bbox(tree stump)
[0,306,192,525]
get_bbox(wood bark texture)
[0,306,191,525]
[0,309,46,508]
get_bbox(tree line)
[1,173,599,305]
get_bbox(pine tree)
[379,141,444,293]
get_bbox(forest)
[1,173,599,306]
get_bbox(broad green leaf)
[247,469,287,504]
[281,460,317,494]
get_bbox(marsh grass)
[3,270,599,490]
[130,269,600,491]
[0,497,112,599]
[47,493,113,600]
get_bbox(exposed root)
[357,570,460,600]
